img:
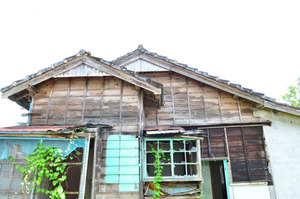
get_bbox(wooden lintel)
[27,85,40,94]
[135,86,141,91]
[233,95,239,99]
[21,113,41,117]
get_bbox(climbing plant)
[149,144,170,199]
[9,134,81,199]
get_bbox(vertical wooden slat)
[119,80,123,134]
[170,73,176,125]
[237,98,242,122]
[217,90,223,123]
[100,77,105,123]
[207,129,212,158]
[240,127,251,181]
[81,78,88,123]
[200,83,207,124]
[186,77,191,125]
[63,78,71,125]
[45,81,54,125]
[156,108,159,126]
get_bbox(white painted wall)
[254,110,300,199]
[229,182,271,199]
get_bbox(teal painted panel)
[105,166,119,175]
[120,140,138,149]
[223,160,230,199]
[119,183,139,192]
[106,157,139,166]
[0,138,85,160]
[121,135,137,141]
[105,134,139,192]
[120,166,139,174]
[106,149,120,157]
[105,174,119,183]
[120,149,139,157]
[119,175,139,183]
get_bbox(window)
[144,139,201,181]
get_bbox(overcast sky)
[0,0,300,127]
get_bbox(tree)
[282,78,300,107]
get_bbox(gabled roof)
[112,45,300,117]
[1,46,300,117]
[0,49,162,109]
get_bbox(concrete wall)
[229,182,270,199]
[254,110,300,199]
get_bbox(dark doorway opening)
[209,161,227,199]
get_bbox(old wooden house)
[1,45,300,199]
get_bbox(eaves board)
[1,55,162,100]
[113,47,300,117]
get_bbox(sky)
[0,0,300,127]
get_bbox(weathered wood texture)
[142,72,260,127]
[31,77,140,133]
[94,129,140,199]
[200,127,271,183]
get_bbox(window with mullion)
[145,139,200,180]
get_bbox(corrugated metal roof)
[0,126,74,132]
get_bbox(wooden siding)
[31,77,140,133]
[200,127,271,183]
[142,72,260,127]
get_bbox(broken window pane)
[174,165,186,176]
[159,141,170,151]
[186,152,197,163]
[173,140,185,151]
[174,152,185,163]
[186,140,197,151]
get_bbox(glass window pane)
[186,152,197,163]
[161,165,171,176]
[174,165,186,176]
[173,140,184,151]
[159,141,170,151]
[147,165,155,177]
[187,164,198,176]
[174,152,185,163]
[186,140,197,151]
[147,153,155,164]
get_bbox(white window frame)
[143,138,202,182]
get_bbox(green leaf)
[52,180,58,186]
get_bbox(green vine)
[149,145,170,199]
[9,134,81,199]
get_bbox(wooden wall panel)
[31,77,140,133]
[142,72,260,127]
